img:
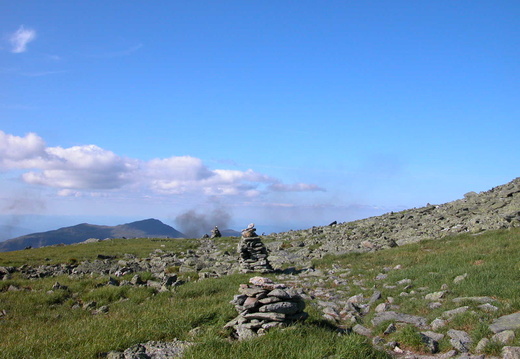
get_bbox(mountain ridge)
[0,218,185,252]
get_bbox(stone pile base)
[225,276,308,340]
[237,236,273,273]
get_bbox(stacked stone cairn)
[237,223,273,273]
[225,276,308,340]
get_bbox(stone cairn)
[210,226,221,238]
[225,276,308,340]
[237,223,273,273]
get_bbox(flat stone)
[425,291,446,301]
[431,318,447,331]
[489,312,520,333]
[453,273,468,284]
[397,278,412,285]
[502,346,520,359]
[442,306,469,319]
[428,302,443,309]
[238,286,268,297]
[259,301,301,314]
[243,296,259,309]
[352,324,372,337]
[258,296,281,304]
[347,294,364,304]
[267,288,292,299]
[447,329,472,353]
[478,303,499,312]
[422,331,445,342]
[375,303,389,313]
[371,311,428,328]
[243,312,286,322]
[492,330,515,344]
[368,290,382,304]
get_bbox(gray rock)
[122,340,192,359]
[243,312,286,322]
[453,273,468,284]
[397,278,412,286]
[106,352,125,359]
[368,290,382,304]
[259,301,300,315]
[475,337,489,353]
[425,291,446,301]
[502,346,520,359]
[492,330,515,344]
[438,350,458,358]
[447,329,472,352]
[420,333,439,353]
[489,312,520,333]
[371,311,428,328]
[384,323,397,335]
[421,331,445,342]
[478,303,499,312]
[431,318,447,331]
[352,324,372,337]
[442,306,470,319]
[428,302,443,309]
[375,303,389,313]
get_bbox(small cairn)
[225,276,308,340]
[210,226,221,238]
[237,223,273,273]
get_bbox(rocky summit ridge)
[263,177,520,268]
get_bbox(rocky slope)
[263,177,520,268]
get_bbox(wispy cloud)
[20,70,69,77]
[9,26,36,53]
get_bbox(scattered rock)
[442,306,470,319]
[447,329,472,352]
[502,346,520,359]
[492,329,515,344]
[353,324,372,337]
[371,311,428,328]
[489,312,520,333]
[425,291,446,301]
[475,338,489,353]
[454,273,468,284]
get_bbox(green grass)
[0,228,519,358]
[0,236,205,267]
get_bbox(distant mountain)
[0,219,185,252]
[220,228,241,237]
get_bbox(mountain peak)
[0,219,185,252]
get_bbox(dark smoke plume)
[1,195,46,240]
[174,208,231,238]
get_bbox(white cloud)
[0,130,46,165]
[22,145,138,189]
[9,26,36,53]
[0,131,325,197]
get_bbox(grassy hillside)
[0,228,519,358]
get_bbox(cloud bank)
[0,131,325,199]
[9,26,36,53]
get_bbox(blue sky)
[1,1,519,236]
